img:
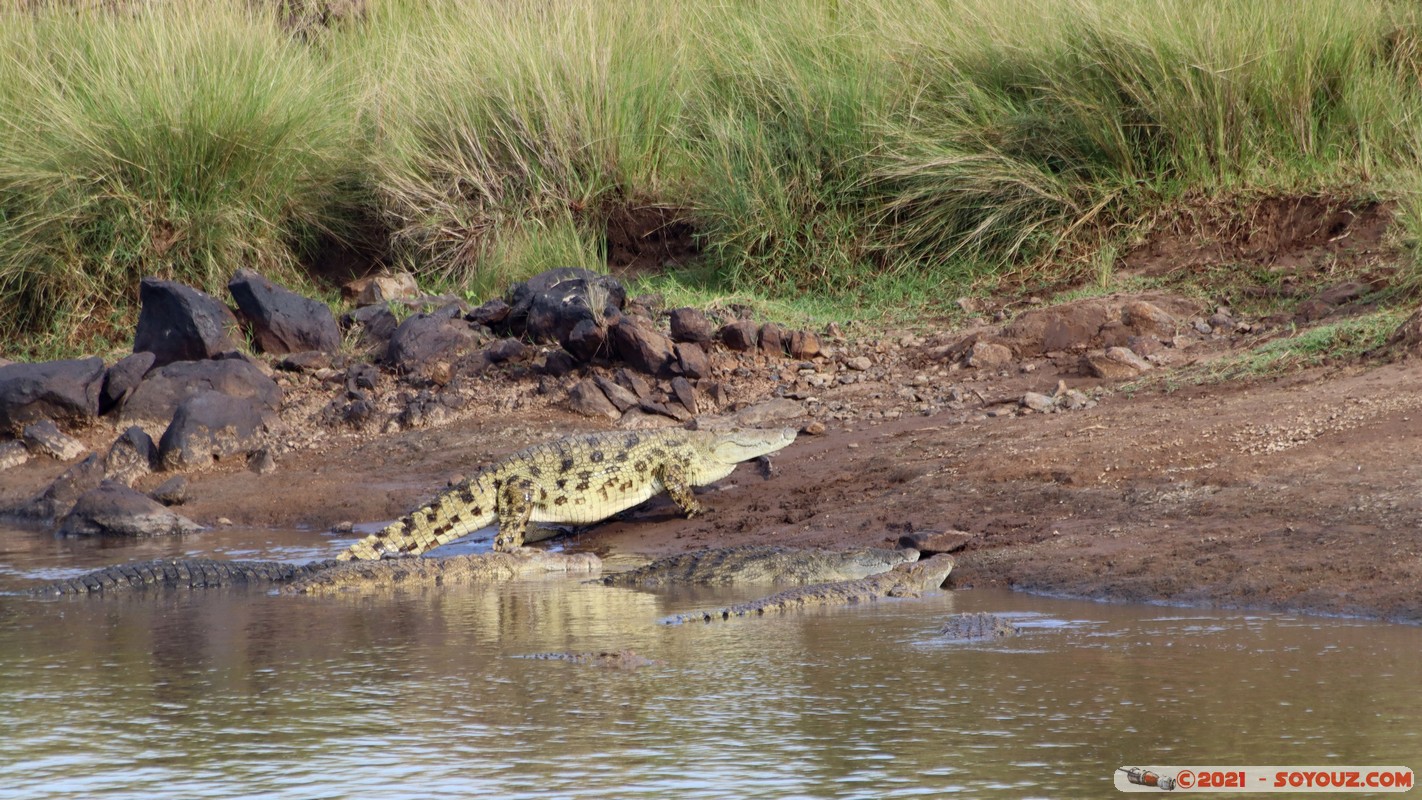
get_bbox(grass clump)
[7,0,1422,358]
[0,0,362,355]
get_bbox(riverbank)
[4,300,1420,621]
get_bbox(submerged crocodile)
[29,557,340,596]
[520,650,662,669]
[601,546,919,588]
[283,549,601,594]
[939,612,1021,641]
[339,427,798,560]
[666,554,956,624]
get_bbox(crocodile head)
[705,427,798,465]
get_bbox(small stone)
[668,308,713,344]
[803,421,826,436]
[0,439,30,470]
[568,378,620,419]
[247,448,277,475]
[758,323,787,356]
[965,341,1013,369]
[103,426,156,486]
[486,337,528,364]
[787,330,823,359]
[332,520,355,534]
[22,420,87,461]
[719,321,759,352]
[675,342,709,380]
[1121,300,1179,338]
[846,356,872,371]
[670,376,698,415]
[593,375,640,412]
[1021,392,1057,413]
[149,476,190,506]
[216,517,234,526]
[1192,319,1213,335]
[1207,312,1235,331]
[609,317,676,376]
[277,350,332,373]
[466,299,512,328]
[1105,346,1153,372]
[540,350,578,377]
[346,271,420,305]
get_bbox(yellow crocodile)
[337,427,798,560]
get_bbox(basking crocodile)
[338,427,798,560]
[29,557,340,596]
[666,554,956,624]
[939,611,1021,640]
[282,549,601,595]
[600,546,919,588]
[29,550,600,596]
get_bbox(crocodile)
[939,612,1021,640]
[519,650,662,669]
[666,554,956,624]
[338,427,798,560]
[600,546,919,588]
[282,548,602,594]
[29,557,341,596]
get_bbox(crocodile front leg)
[658,461,703,518]
[494,481,535,551]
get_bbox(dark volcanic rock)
[22,419,86,461]
[486,337,528,363]
[568,378,620,419]
[758,323,787,356]
[669,307,713,344]
[540,350,578,377]
[120,359,282,426]
[99,352,156,415]
[341,303,400,348]
[277,350,331,373]
[563,318,609,362]
[670,376,698,415]
[150,476,190,506]
[132,277,243,367]
[227,268,341,355]
[675,342,709,380]
[104,426,157,485]
[787,330,824,359]
[157,391,277,470]
[0,357,105,431]
[16,453,105,519]
[466,299,511,328]
[57,481,202,538]
[719,320,759,351]
[593,375,639,412]
[507,268,626,345]
[386,313,482,375]
[610,317,676,376]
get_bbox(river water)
[1,524,1419,799]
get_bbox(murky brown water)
[1,523,1419,799]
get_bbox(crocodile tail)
[336,477,499,561]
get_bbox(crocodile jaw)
[705,427,797,465]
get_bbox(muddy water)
[1,525,1420,799]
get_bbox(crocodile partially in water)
[666,554,956,624]
[28,550,600,596]
[282,548,602,594]
[601,545,919,588]
[339,427,798,560]
[29,557,341,595]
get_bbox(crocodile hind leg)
[493,481,535,551]
[658,461,703,518]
